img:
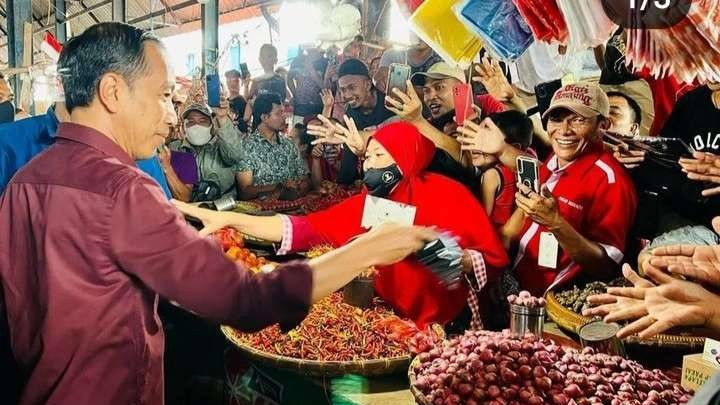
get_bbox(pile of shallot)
[507,291,545,309]
[411,330,691,405]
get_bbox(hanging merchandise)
[396,0,425,13]
[555,0,617,51]
[455,0,534,61]
[511,0,568,45]
[627,0,720,84]
[408,0,484,68]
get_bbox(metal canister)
[579,320,626,357]
[212,194,237,212]
[342,277,375,308]
[510,304,545,337]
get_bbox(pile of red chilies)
[233,293,410,361]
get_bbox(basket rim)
[221,325,412,367]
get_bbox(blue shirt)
[0,108,172,198]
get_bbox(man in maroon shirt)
[0,22,436,405]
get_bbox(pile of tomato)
[214,228,267,270]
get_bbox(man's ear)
[631,123,640,136]
[96,72,125,114]
[598,117,611,131]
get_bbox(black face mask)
[363,164,403,198]
[0,101,15,124]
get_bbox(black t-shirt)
[345,89,396,130]
[661,86,720,153]
[632,86,720,228]
[599,29,639,85]
[255,74,287,101]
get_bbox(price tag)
[538,232,559,269]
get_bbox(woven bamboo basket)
[222,325,425,377]
[545,291,705,350]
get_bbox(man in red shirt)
[0,23,436,405]
[460,82,638,296]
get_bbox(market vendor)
[461,82,638,296]
[0,22,439,405]
[166,100,244,202]
[176,121,510,329]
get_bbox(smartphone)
[206,73,221,107]
[517,156,540,195]
[469,62,487,96]
[633,137,695,158]
[239,63,250,80]
[453,83,473,126]
[385,63,411,99]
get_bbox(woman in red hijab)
[176,121,508,328]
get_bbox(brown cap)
[543,82,610,119]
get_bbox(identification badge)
[538,232,559,269]
[361,195,417,229]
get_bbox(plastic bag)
[408,0,484,68]
[456,0,534,61]
[512,0,569,44]
[556,0,617,51]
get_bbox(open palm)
[650,244,720,288]
[472,58,514,102]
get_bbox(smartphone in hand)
[385,63,411,105]
[517,156,540,195]
[239,63,250,80]
[453,83,473,126]
[206,73,221,107]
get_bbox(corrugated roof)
[0,0,280,65]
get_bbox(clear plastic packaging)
[455,0,534,61]
[408,0,484,68]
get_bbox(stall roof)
[0,0,279,65]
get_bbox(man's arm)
[549,216,618,278]
[500,208,527,250]
[236,170,278,201]
[162,164,193,202]
[215,118,245,166]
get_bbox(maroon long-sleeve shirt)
[0,123,313,405]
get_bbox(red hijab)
[305,122,509,327]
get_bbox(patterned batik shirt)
[237,130,309,186]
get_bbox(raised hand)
[320,89,335,107]
[173,200,236,237]
[457,118,507,156]
[472,57,514,102]
[679,151,720,196]
[384,80,423,123]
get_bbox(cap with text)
[543,82,610,119]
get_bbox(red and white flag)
[41,32,62,62]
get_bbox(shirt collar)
[55,123,135,166]
[546,140,604,176]
[252,129,286,146]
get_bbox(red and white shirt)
[512,142,638,296]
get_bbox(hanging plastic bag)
[511,0,568,44]
[408,0,484,68]
[455,0,534,61]
[556,0,616,51]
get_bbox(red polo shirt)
[512,142,638,296]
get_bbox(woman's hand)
[352,222,438,267]
[173,200,237,237]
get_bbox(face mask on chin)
[363,164,403,198]
[185,125,212,146]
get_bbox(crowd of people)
[1,17,720,405]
